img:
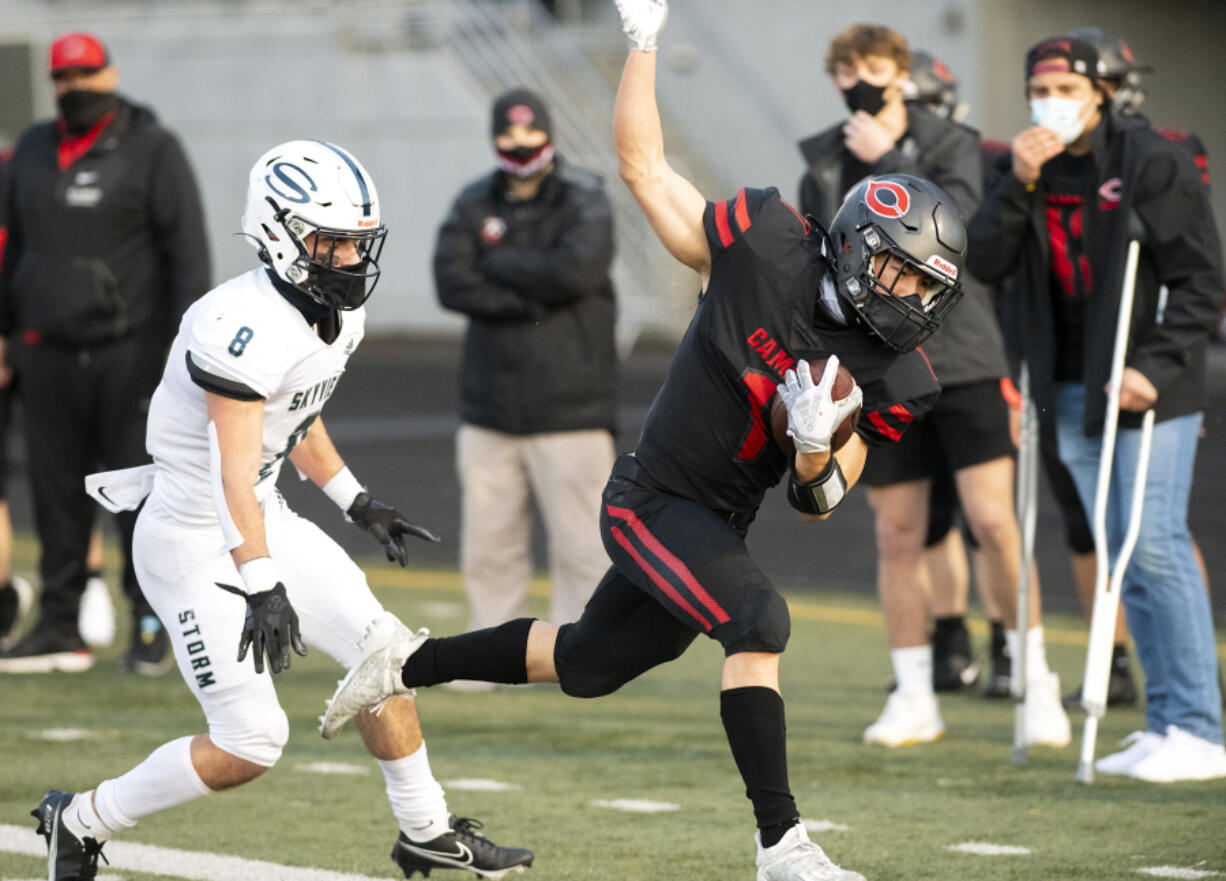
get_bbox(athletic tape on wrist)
[786,456,847,516]
[239,557,281,595]
[322,466,364,513]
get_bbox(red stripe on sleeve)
[714,200,734,247]
[888,403,913,422]
[916,346,938,382]
[867,411,902,442]
[734,188,752,234]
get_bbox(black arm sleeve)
[475,186,614,307]
[1128,147,1226,395]
[966,167,1036,284]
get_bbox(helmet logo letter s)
[265,162,318,205]
[865,181,910,219]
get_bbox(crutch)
[1011,362,1039,765]
[1075,240,1157,784]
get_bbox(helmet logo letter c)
[865,181,910,219]
[265,162,318,204]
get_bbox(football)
[770,357,861,454]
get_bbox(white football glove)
[613,0,668,51]
[776,356,863,455]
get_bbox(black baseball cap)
[1025,36,1105,80]
[490,88,552,139]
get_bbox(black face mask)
[307,259,373,311]
[57,89,119,135]
[841,80,888,116]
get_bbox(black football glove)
[347,491,440,567]
[216,581,307,674]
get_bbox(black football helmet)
[905,50,961,121]
[827,173,966,352]
[1067,26,1150,114]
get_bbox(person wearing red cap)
[432,87,618,651]
[0,31,210,676]
[969,36,1226,782]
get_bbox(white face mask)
[1030,96,1090,144]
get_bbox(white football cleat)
[1129,725,1226,782]
[78,576,116,648]
[863,691,944,747]
[319,615,428,740]
[756,823,866,881]
[1094,730,1166,776]
[1023,672,1071,747]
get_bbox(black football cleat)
[932,620,979,691]
[392,815,534,879]
[1063,653,1139,710]
[31,790,108,881]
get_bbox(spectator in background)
[0,145,36,651]
[969,37,1225,781]
[433,88,617,642]
[798,23,1069,749]
[0,32,210,674]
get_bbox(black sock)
[990,621,1006,655]
[86,568,103,581]
[1111,644,1130,670]
[934,615,966,636]
[401,618,535,689]
[720,686,798,847]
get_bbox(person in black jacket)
[433,88,616,638]
[0,32,210,675]
[969,37,1225,782]
[0,146,36,652]
[799,24,1069,749]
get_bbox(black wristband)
[786,455,847,516]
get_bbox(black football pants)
[17,336,165,636]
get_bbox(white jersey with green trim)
[145,268,365,527]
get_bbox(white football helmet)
[242,140,387,310]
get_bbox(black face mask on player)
[841,80,889,116]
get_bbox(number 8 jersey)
[145,267,365,527]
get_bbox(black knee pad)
[714,589,791,655]
[554,619,695,699]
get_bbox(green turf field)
[2,551,1224,881]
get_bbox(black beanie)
[491,88,552,139]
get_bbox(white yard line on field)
[947,842,1032,856]
[590,798,679,813]
[1137,868,1223,879]
[0,824,388,881]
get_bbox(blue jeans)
[1055,383,1222,743]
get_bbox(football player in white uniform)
[30,141,534,881]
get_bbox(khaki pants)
[457,424,615,629]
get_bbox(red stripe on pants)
[605,504,731,624]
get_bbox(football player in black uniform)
[321,2,965,878]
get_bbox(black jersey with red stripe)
[633,187,941,515]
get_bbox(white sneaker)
[756,823,866,881]
[78,577,116,648]
[319,615,428,740]
[1129,725,1226,782]
[1023,672,1071,747]
[1095,730,1166,776]
[863,691,944,746]
[442,678,497,693]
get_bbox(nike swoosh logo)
[96,486,117,507]
[405,840,474,866]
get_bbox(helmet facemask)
[841,223,963,352]
[266,202,387,311]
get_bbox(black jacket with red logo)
[969,111,1223,435]
[433,156,617,435]
[0,97,210,346]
